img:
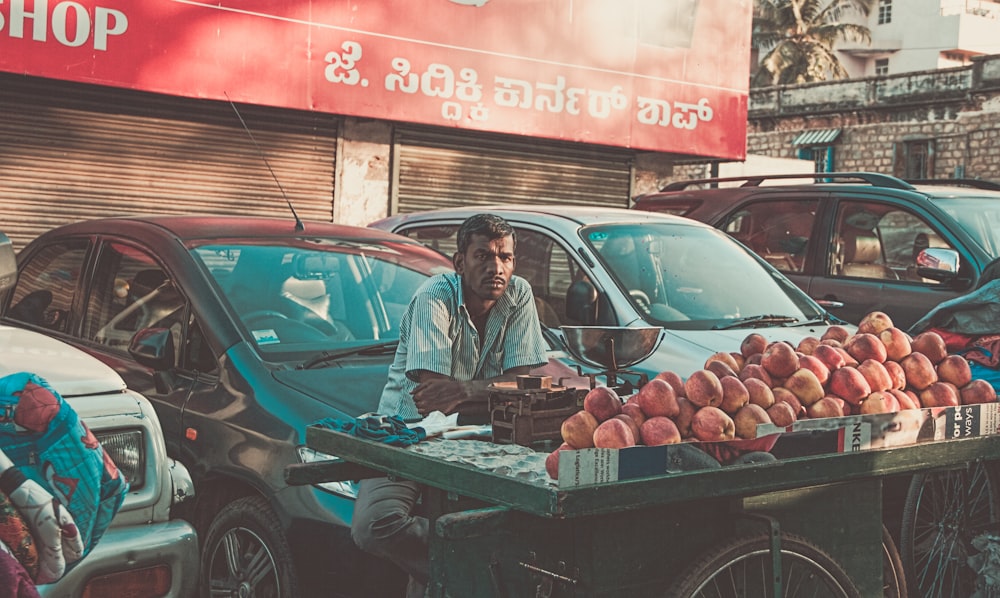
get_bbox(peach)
[806,396,845,419]
[733,403,771,439]
[583,386,622,422]
[798,354,830,385]
[729,352,746,372]
[845,333,888,364]
[901,352,938,391]
[961,379,998,405]
[911,331,948,365]
[919,382,959,408]
[690,406,736,441]
[884,360,907,391]
[705,351,740,373]
[639,416,682,446]
[857,359,893,393]
[684,369,724,408]
[937,355,972,388]
[828,366,872,406]
[561,410,599,449]
[879,327,912,362]
[743,377,775,409]
[858,311,894,336]
[593,417,636,448]
[812,344,847,372]
[821,325,851,343]
[783,368,825,406]
[740,333,768,359]
[635,378,679,419]
[674,397,698,439]
[837,347,859,368]
[739,363,773,387]
[654,370,686,398]
[766,400,797,427]
[761,341,799,379]
[545,443,571,479]
[613,414,642,444]
[719,376,750,414]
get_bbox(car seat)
[839,229,897,279]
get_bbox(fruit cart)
[286,327,1000,597]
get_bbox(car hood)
[0,324,128,398]
[271,360,394,420]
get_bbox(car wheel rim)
[208,525,281,598]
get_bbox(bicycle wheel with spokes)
[900,461,1000,597]
[666,531,860,598]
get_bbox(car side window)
[85,242,186,359]
[831,202,954,284]
[7,239,89,333]
[719,199,818,273]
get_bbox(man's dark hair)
[456,214,515,254]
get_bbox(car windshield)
[582,222,824,329]
[191,238,452,353]
[933,196,1000,259]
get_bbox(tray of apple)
[547,310,1000,485]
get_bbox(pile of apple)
[546,311,999,480]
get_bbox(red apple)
[783,367,825,406]
[674,397,698,439]
[545,443,571,479]
[685,369,724,408]
[879,327,913,362]
[901,352,938,391]
[592,417,636,448]
[821,325,851,343]
[806,396,845,419]
[739,363,773,387]
[654,370,686,398]
[766,401,797,427]
[560,410,599,449]
[740,333,768,359]
[798,354,830,385]
[639,416,682,446]
[705,351,741,373]
[613,414,642,444]
[743,377,775,410]
[919,382,960,408]
[690,406,736,441]
[828,366,872,406]
[583,386,623,422]
[857,359,893,393]
[719,376,750,414]
[635,378,680,419]
[911,331,948,365]
[797,336,821,356]
[884,360,907,391]
[733,403,772,439]
[845,333,888,364]
[961,379,998,405]
[937,354,973,388]
[890,388,920,410]
[812,344,847,372]
[761,341,799,379]
[858,311,894,336]
[860,391,897,414]
[621,402,647,428]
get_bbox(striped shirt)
[377,271,547,420]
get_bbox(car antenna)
[225,92,304,232]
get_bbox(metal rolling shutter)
[0,74,338,250]
[393,127,633,214]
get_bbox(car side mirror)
[565,279,599,325]
[129,327,178,393]
[916,247,960,282]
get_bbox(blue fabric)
[0,372,128,559]
[969,360,1000,394]
[313,414,426,447]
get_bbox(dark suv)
[633,172,1000,329]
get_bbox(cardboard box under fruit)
[556,402,1000,488]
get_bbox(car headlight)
[96,429,145,490]
[295,446,358,499]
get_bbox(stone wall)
[671,54,1000,185]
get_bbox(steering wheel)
[243,310,290,325]
[629,290,652,313]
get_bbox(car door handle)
[814,298,845,309]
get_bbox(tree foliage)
[752,0,873,87]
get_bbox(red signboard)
[0,0,751,158]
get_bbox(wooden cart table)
[287,426,1000,597]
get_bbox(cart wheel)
[900,461,1000,598]
[881,524,907,598]
[665,531,860,598]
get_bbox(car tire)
[201,494,299,598]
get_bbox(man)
[351,213,547,597]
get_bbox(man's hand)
[411,377,469,416]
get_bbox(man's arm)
[410,366,534,419]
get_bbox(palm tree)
[752,0,873,87]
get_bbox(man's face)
[454,233,515,302]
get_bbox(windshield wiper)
[299,341,399,370]
[712,315,799,330]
